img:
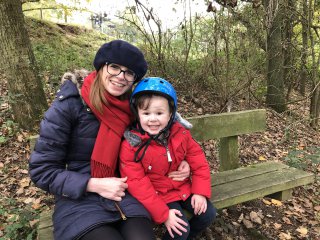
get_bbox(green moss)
[25,17,108,88]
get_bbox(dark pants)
[80,217,156,240]
[162,196,216,240]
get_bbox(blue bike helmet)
[131,77,177,108]
[131,77,177,134]
[130,77,178,162]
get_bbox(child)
[119,77,216,240]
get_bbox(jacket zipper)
[164,140,172,163]
[114,202,127,220]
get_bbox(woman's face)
[101,63,135,97]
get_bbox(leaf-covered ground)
[0,77,319,239]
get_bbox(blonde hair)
[89,69,132,114]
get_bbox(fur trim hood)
[60,69,90,95]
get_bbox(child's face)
[138,96,171,135]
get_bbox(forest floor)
[1,80,319,240]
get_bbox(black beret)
[93,40,148,81]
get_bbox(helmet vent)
[160,80,164,84]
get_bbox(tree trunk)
[309,0,320,129]
[299,0,308,96]
[265,0,286,113]
[0,0,48,130]
[284,0,295,101]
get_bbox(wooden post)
[29,135,39,150]
[219,136,239,171]
[267,189,293,201]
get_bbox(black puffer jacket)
[29,79,150,240]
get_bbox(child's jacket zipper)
[163,139,172,162]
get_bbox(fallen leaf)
[16,188,24,195]
[205,150,212,157]
[279,232,292,240]
[271,199,283,206]
[232,221,240,227]
[19,169,28,174]
[242,219,253,229]
[314,227,320,234]
[197,108,203,115]
[257,211,264,219]
[282,217,292,225]
[296,227,308,236]
[274,223,282,229]
[249,211,262,224]
[308,220,319,226]
[262,198,272,205]
[24,197,36,204]
[222,209,228,216]
[314,205,320,211]
[19,177,30,188]
[302,199,313,208]
[258,156,266,161]
[238,213,244,223]
[284,210,293,216]
[32,202,42,210]
[17,135,23,142]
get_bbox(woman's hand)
[86,177,128,201]
[191,194,207,215]
[168,160,190,181]
[164,209,188,238]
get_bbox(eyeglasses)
[106,63,136,82]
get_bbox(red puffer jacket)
[119,122,211,224]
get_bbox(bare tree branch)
[230,8,266,51]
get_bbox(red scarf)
[81,71,132,178]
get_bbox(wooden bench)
[188,109,314,207]
[33,109,315,239]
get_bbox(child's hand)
[191,194,207,215]
[164,209,188,238]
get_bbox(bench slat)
[188,109,266,140]
[212,163,314,209]
[211,161,289,185]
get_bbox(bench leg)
[267,189,293,201]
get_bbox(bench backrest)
[187,109,266,171]
[29,109,266,171]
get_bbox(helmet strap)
[133,108,175,163]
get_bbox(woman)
[29,40,189,240]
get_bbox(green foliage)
[0,120,19,144]
[0,198,39,240]
[255,86,267,100]
[284,146,320,170]
[25,17,107,87]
